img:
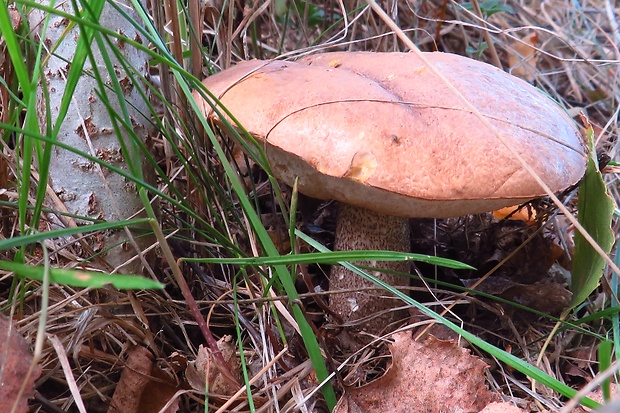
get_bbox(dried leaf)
[139,364,180,413]
[108,346,180,413]
[108,346,154,413]
[8,4,21,30]
[492,205,537,224]
[508,32,539,82]
[463,277,572,314]
[185,336,240,396]
[0,314,41,413]
[334,333,499,413]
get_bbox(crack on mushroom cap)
[264,102,577,198]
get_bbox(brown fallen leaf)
[493,205,537,224]
[462,277,572,315]
[139,361,181,413]
[563,346,597,380]
[108,346,154,413]
[185,335,241,396]
[0,314,41,413]
[333,332,499,413]
[508,32,539,82]
[108,345,180,413]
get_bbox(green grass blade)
[27,1,60,231]
[1,260,164,289]
[612,247,620,360]
[184,250,474,269]
[0,218,150,251]
[598,339,613,401]
[0,3,31,97]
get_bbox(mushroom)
[194,51,586,344]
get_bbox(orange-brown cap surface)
[195,52,586,218]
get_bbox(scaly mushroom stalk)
[330,204,410,340]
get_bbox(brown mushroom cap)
[196,52,586,218]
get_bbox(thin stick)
[470,0,502,69]
[214,346,289,413]
[48,335,88,413]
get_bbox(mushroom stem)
[330,204,410,341]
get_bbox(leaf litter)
[0,314,41,413]
[333,332,530,413]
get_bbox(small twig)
[214,346,289,413]
[48,334,88,413]
[170,239,263,344]
[469,0,502,69]
[140,189,240,389]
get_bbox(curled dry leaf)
[108,345,154,413]
[8,4,21,30]
[492,205,537,224]
[0,314,41,413]
[185,335,241,396]
[508,32,539,82]
[333,332,499,413]
[108,345,180,413]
